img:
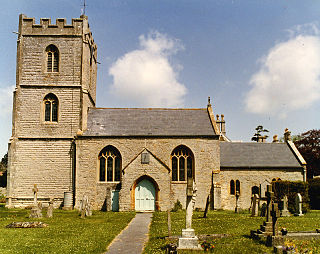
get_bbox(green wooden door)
[135,179,155,211]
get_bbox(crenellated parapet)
[19,14,91,38]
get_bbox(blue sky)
[0,1,320,158]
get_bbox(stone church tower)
[6,14,97,207]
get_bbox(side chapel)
[6,15,306,211]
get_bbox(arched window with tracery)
[98,146,121,182]
[44,93,58,122]
[46,45,59,72]
[171,145,194,182]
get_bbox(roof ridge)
[90,107,206,110]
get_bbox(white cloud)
[108,31,187,107]
[0,85,14,116]
[245,31,320,118]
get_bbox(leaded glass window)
[44,93,58,122]
[171,146,194,182]
[98,146,122,182]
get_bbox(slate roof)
[83,108,217,137]
[220,142,303,168]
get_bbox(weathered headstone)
[281,195,290,217]
[29,185,42,218]
[295,193,303,216]
[80,195,92,218]
[271,203,280,236]
[251,194,259,217]
[46,199,54,218]
[178,178,201,250]
[235,191,240,213]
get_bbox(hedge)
[272,180,309,213]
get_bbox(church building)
[6,15,306,211]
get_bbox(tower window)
[44,93,58,122]
[46,45,59,72]
[171,145,194,182]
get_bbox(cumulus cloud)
[0,85,14,116]
[109,31,187,107]
[245,26,320,118]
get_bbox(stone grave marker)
[177,178,202,250]
[47,199,54,218]
[295,193,303,216]
[29,184,42,218]
[251,194,259,217]
[80,195,92,218]
[281,195,290,217]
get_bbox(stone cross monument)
[178,178,202,250]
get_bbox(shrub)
[308,178,320,210]
[0,194,6,203]
[171,200,182,212]
[273,180,309,213]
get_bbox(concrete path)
[106,213,153,254]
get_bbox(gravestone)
[177,178,202,250]
[235,191,240,213]
[80,195,92,218]
[47,199,54,218]
[29,185,42,218]
[251,194,259,217]
[281,195,290,217]
[271,203,280,236]
[295,193,303,216]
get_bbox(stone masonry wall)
[219,168,304,210]
[20,36,82,86]
[75,137,220,211]
[7,139,73,208]
[15,87,81,138]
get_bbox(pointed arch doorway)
[133,176,159,211]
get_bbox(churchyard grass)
[143,210,320,254]
[0,204,135,254]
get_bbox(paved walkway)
[106,213,153,254]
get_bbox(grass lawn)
[0,204,135,254]
[143,210,320,254]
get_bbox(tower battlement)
[19,14,94,41]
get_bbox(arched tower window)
[98,146,121,182]
[46,45,59,72]
[44,93,58,122]
[171,145,194,182]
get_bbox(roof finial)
[208,96,211,107]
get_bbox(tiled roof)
[83,108,217,137]
[220,142,303,168]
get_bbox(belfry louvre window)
[171,145,194,181]
[44,93,58,122]
[99,146,121,182]
[46,45,59,72]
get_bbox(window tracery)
[171,146,194,181]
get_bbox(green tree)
[251,125,269,142]
[294,129,320,179]
[0,152,8,187]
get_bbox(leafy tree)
[0,152,7,187]
[294,129,320,179]
[251,125,269,142]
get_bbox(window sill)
[43,121,58,124]
[97,181,120,184]
[172,181,187,184]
